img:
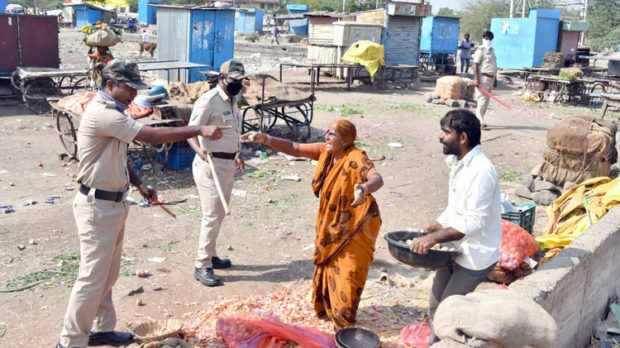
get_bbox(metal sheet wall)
[420,16,459,54]
[157,8,190,82]
[533,18,560,67]
[382,16,421,66]
[0,14,59,74]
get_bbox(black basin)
[335,327,380,348]
[384,231,460,269]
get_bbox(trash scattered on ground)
[302,244,313,251]
[226,245,234,251]
[388,142,403,148]
[17,245,26,251]
[136,270,151,278]
[136,298,145,306]
[64,185,74,191]
[187,194,200,200]
[45,195,61,204]
[148,257,166,263]
[41,172,56,177]
[22,200,37,206]
[8,181,15,187]
[281,174,301,182]
[28,239,37,245]
[142,163,152,171]
[1,205,15,213]
[231,189,247,198]
[0,170,7,174]
[137,197,150,207]
[128,286,144,296]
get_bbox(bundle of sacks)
[516,115,617,205]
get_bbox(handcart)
[11,67,89,114]
[241,74,315,142]
[48,94,183,160]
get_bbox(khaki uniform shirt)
[473,47,498,75]
[189,84,241,153]
[76,93,143,191]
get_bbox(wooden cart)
[11,67,89,114]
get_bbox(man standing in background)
[472,31,497,131]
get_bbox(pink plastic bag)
[400,321,431,348]
[498,220,539,270]
[216,312,336,348]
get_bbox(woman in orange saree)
[242,120,383,330]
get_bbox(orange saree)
[310,144,381,330]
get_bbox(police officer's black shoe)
[55,343,66,348]
[194,267,222,286]
[211,257,232,269]
[87,331,133,346]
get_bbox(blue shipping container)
[73,5,104,29]
[420,16,459,54]
[286,4,308,35]
[490,8,561,69]
[236,9,263,34]
[139,0,162,25]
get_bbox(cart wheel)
[71,77,90,94]
[567,82,586,104]
[55,110,78,158]
[10,70,22,92]
[242,107,270,133]
[23,77,58,114]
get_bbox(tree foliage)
[436,7,456,17]
[587,0,620,51]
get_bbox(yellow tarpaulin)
[341,40,385,82]
[536,176,620,264]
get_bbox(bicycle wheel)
[55,110,78,158]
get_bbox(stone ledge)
[510,207,620,348]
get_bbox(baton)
[205,152,231,216]
[477,85,512,109]
[137,185,177,219]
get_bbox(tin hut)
[139,0,162,25]
[236,8,263,34]
[155,5,235,83]
[69,4,114,28]
[558,21,589,62]
[381,2,430,66]
[1,0,8,13]
[420,16,459,71]
[490,9,562,69]
[286,4,309,35]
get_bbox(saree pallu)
[310,145,381,329]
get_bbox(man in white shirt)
[409,109,502,342]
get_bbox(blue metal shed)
[490,9,561,69]
[72,4,104,29]
[420,16,459,54]
[1,0,8,13]
[236,9,263,34]
[139,0,162,25]
[156,5,235,83]
[286,4,308,35]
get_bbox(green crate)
[502,203,536,234]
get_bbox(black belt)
[211,152,237,160]
[79,184,126,202]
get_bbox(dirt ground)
[0,29,616,347]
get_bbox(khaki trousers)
[60,191,128,347]
[474,75,495,124]
[192,156,235,269]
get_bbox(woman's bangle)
[265,134,272,144]
[360,184,369,195]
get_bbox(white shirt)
[188,85,241,154]
[437,145,502,270]
[142,32,150,43]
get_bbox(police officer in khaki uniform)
[472,31,498,130]
[57,60,229,348]
[187,60,246,287]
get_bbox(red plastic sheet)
[216,312,336,348]
[400,321,430,348]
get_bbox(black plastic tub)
[384,231,460,269]
[335,327,380,348]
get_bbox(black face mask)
[226,81,243,96]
